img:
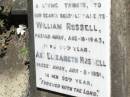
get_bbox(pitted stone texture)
[127,1,130,97]
[0,0,27,13]
[111,0,128,97]
[12,0,27,11]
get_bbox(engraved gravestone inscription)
[32,0,111,97]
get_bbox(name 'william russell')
[36,22,98,31]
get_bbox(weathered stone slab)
[28,0,130,97]
[11,0,27,14]
[12,0,27,10]
[127,1,130,97]
[111,0,129,97]
[0,0,27,14]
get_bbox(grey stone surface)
[127,1,130,97]
[0,0,27,14]
[111,0,129,97]
[111,0,127,96]
[12,0,27,11]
